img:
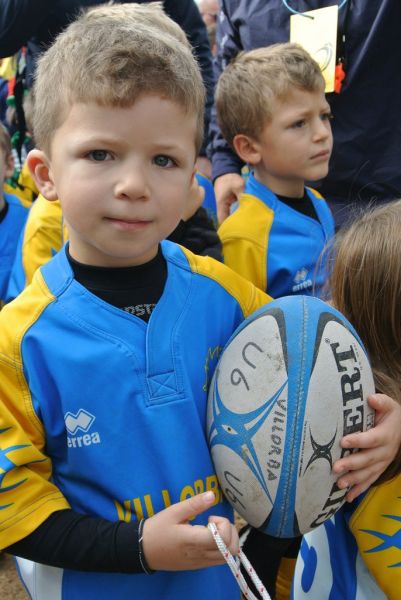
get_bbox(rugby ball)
[207,295,375,537]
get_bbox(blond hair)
[216,43,325,146]
[330,201,401,482]
[32,3,205,154]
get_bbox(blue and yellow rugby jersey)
[292,474,401,599]
[0,240,269,600]
[0,192,28,302]
[218,173,334,298]
[6,195,66,301]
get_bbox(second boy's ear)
[233,134,262,166]
[26,149,58,201]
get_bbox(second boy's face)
[37,97,197,267]
[254,88,333,197]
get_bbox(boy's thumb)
[174,491,216,523]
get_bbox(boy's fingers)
[208,516,239,554]
[168,491,216,523]
[337,458,387,491]
[341,429,380,450]
[368,393,393,412]
[345,478,374,502]
[334,449,376,474]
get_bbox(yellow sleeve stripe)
[0,270,56,434]
[180,247,271,318]
[218,194,274,245]
[218,194,274,292]
[0,273,70,548]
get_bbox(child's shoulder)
[22,195,63,241]
[170,241,270,316]
[218,192,274,242]
[3,191,29,213]
[0,271,55,356]
[0,192,28,236]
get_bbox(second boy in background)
[216,44,334,298]
[216,42,331,597]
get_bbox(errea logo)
[64,409,101,449]
[292,267,312,292]
[294,267,308,285]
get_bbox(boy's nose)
[114,167,149,200]
[313,119,330,141]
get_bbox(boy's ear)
[232,134,262,166]
[4,153,14,179]
[26,149,58,201]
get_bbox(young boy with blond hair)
[0,5,265,599]
[216,43,334,298]
[0,123,28,302]
[0,6,399,600]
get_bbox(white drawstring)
[208,522,272,600]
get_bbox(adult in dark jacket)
[210,0,401,226]
[0,0,214,158]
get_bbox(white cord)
[208,522,272,600]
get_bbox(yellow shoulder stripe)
[180,247,271,318]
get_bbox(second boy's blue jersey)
[0,192,28,301]
[0,240,269,600]
[218,173,334,298]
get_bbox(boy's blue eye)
[88,150,110,161]
[292,120,306,129]
[153,155,174,168]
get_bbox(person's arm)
[6,510,143,572]
[209,0,245,222]
[7,494,238,573]
[163,0,214,158]
[0,0,55,56]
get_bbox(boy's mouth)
[310,150,330,161]
[106,217,151,231]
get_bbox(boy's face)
[0,148,14,184]
[250,88,333,197]
[30,96,197,267]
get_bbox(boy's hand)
[214,173,244,224]
[142,491,239,571]
[333,394,401,502]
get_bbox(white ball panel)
[211,444,272,528]
[216,314,288,414]
[296,321,375,533]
